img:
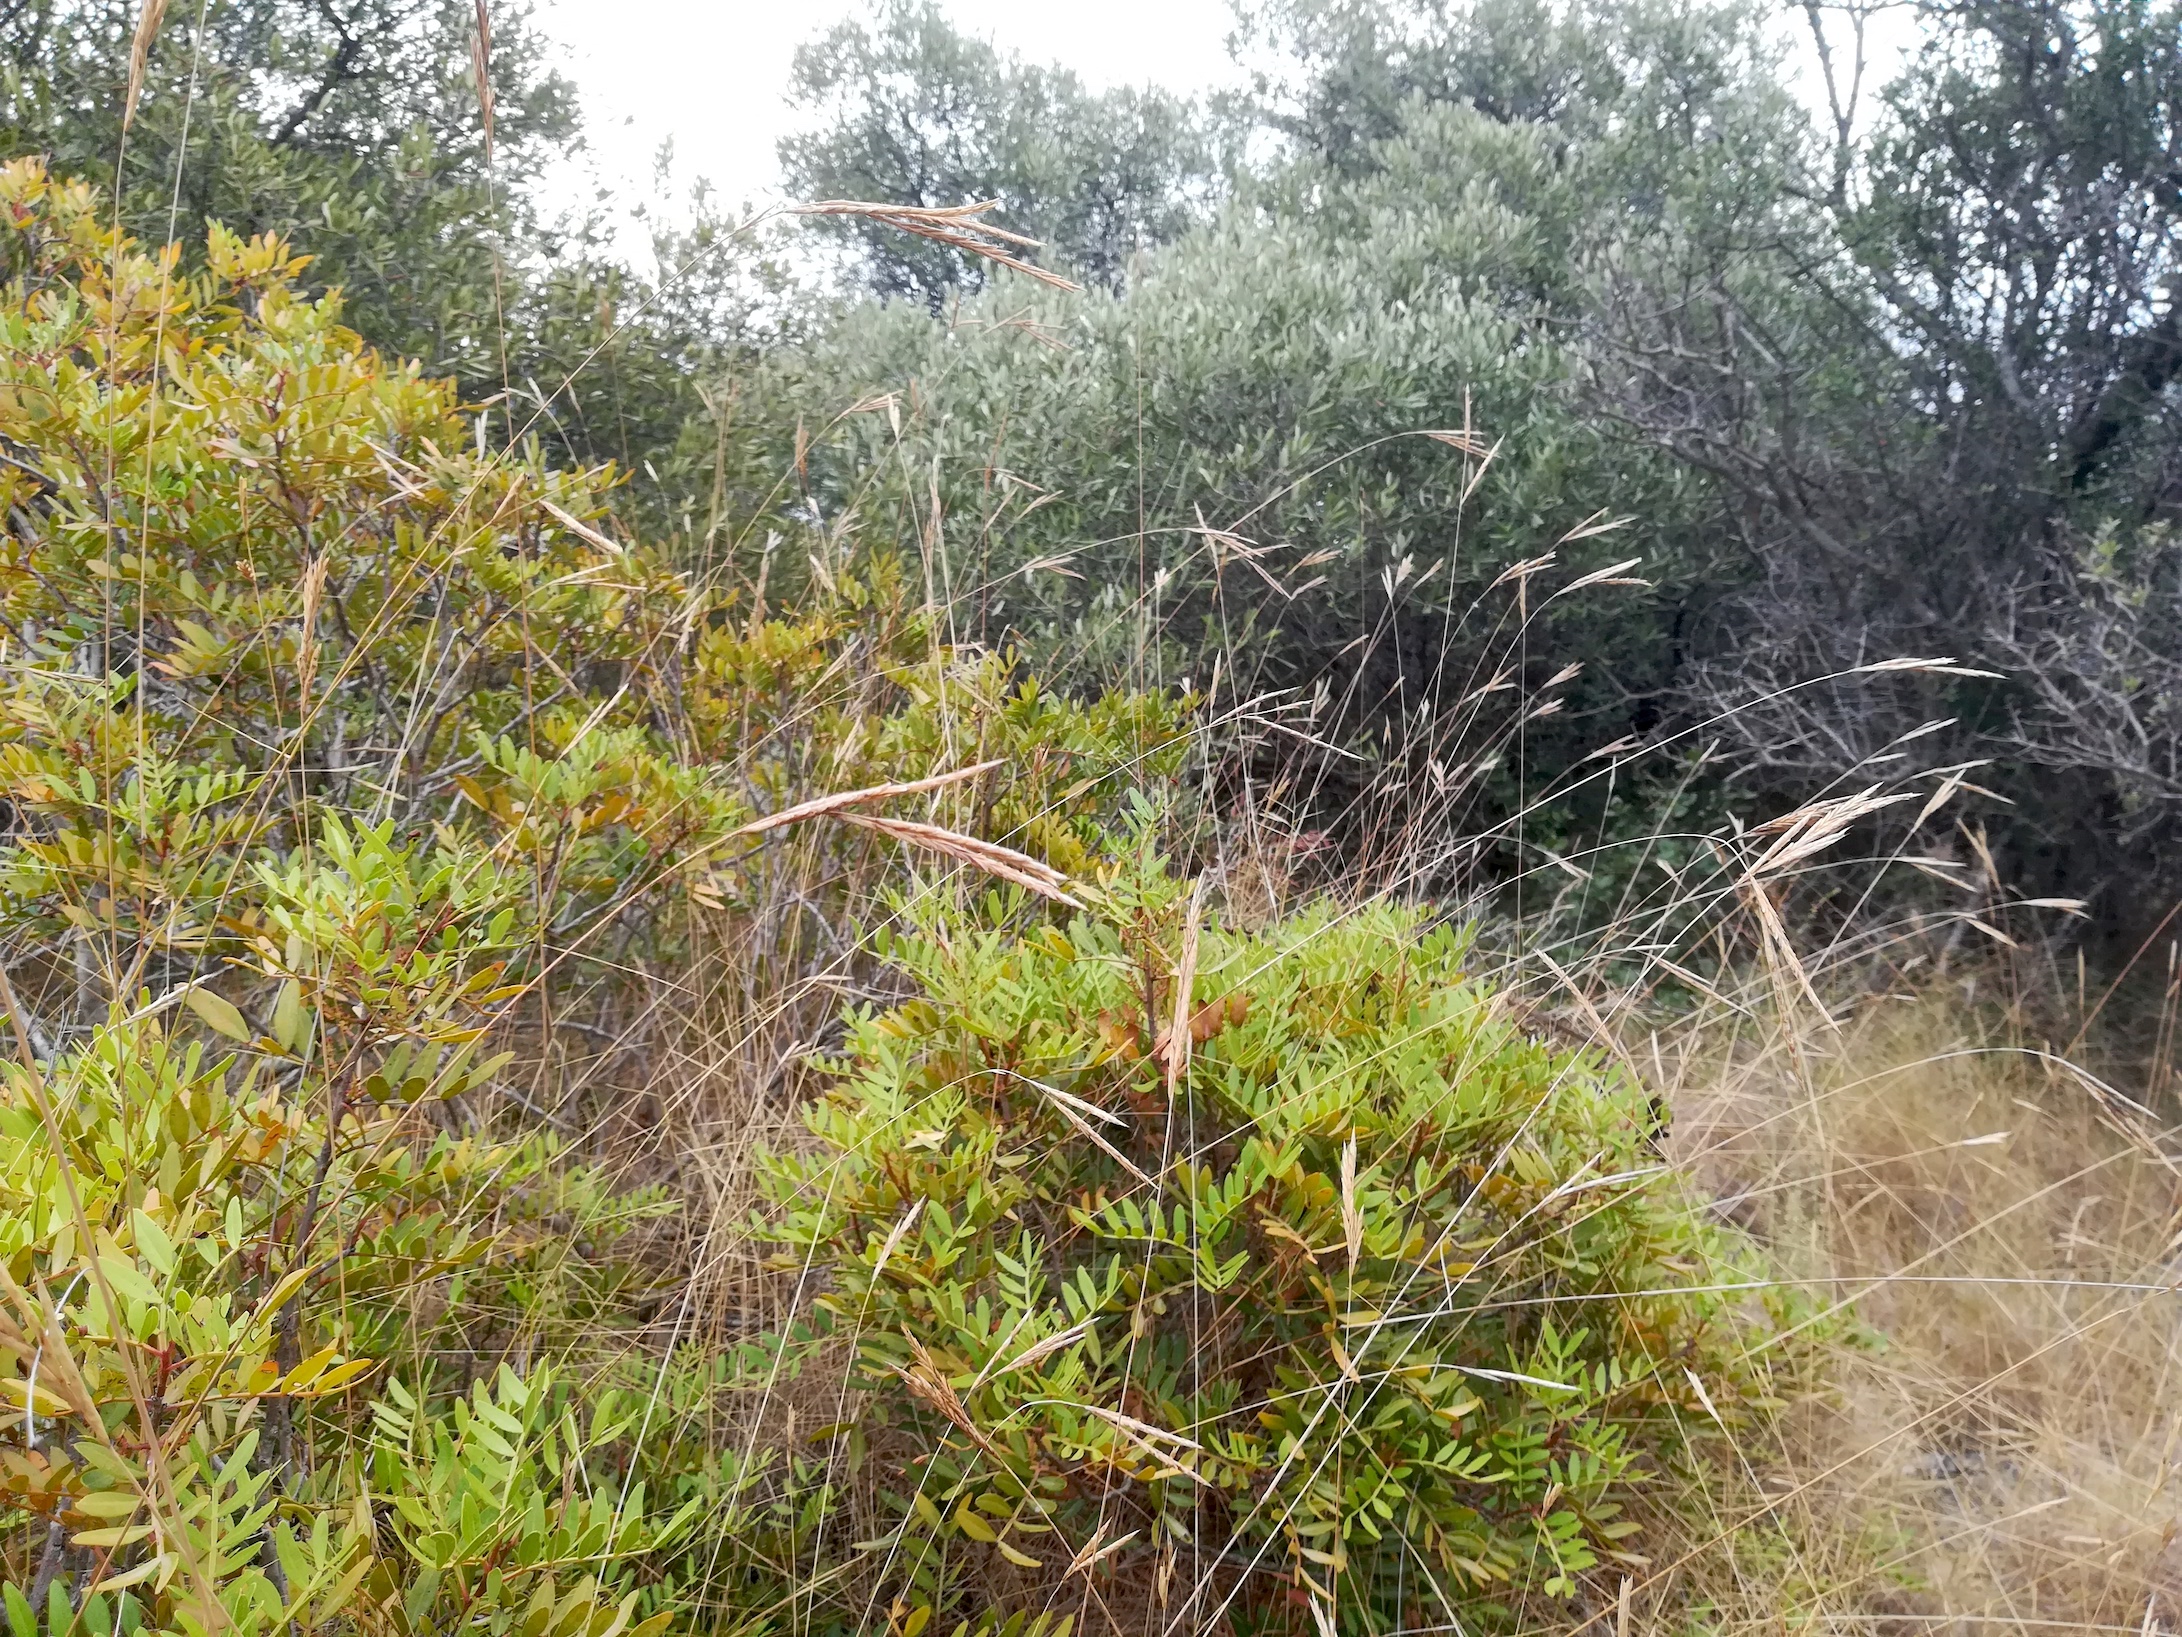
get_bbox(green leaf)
[272,980,306,1053]
[185,988,250,1042]
[96,1255,159,1308]
[130,1210,175,1277]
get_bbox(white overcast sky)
[534,0,1250,229]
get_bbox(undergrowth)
[757,830,1816,1634]
[0,149,2172,1637]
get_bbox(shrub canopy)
[762,830,1809,1631]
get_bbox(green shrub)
[762,824,1808,1633]
[0,160,1186,1636]
[0,154,1815,1637]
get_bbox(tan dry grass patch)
[1651,994,2182,1634]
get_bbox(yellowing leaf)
[68,1490,145,1518]
[185,987,250,1042]
[70,1523,154,1549]
[0,1378,76,1417]
[282,1344,339,1391]
[90,1555,170,1595]
[257,1262,316,1322]
[306,1358,378,1394]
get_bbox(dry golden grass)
[573,765,2182,1636]
[1633,985,2182,1635]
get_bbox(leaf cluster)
[0,165,1191,1634]
[760,822,1815,1632]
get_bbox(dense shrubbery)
[20,0,2182,931]
[763,831,1807,1632]
[19,0,2182,931]
[7,0,2178,1618]
[0,163,1185,1633]
[726,0,2182,941]
[7,0,2174,1625]
[0,161,1814,1635]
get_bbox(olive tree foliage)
[1237,0,1673,169]
[755,0,2182,927]
[738,0,1802,876]
[778,0,1240,305]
